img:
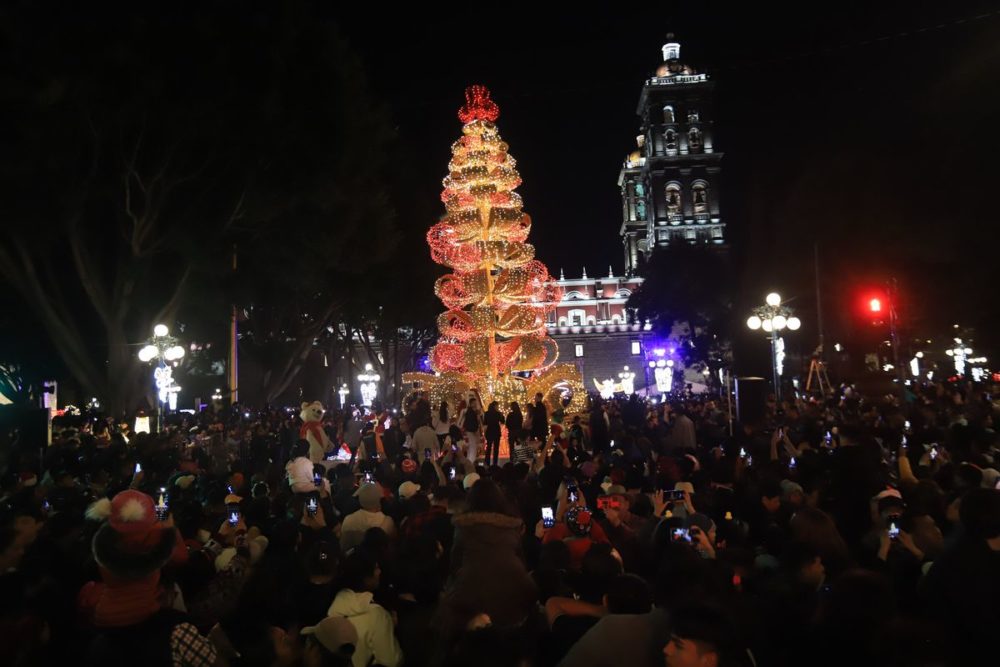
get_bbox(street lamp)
[357,363,380,408]
[137,323,184,431]
[746,292,800,402]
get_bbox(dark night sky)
[332,3,1000,346]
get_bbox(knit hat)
[400,458,418,474]
[463,472,481,490]
[565,506,593,537]
[88,490,177,578]
[398,481,421,500]
[301,615,357,657]
[355,483,382,511]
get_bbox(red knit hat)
[89,490,176,578]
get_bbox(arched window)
[688,127,703,152]
[663,105,675,124]
[558,317,567,326]
[665,183,682,221]
[692,182,708,214]
[568,309,586,326]
[664,129,678,153]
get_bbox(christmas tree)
[404,86,585,415]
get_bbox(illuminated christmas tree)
[404,86,585,415]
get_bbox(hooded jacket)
[444,512,538,629]
[328,589,403,667]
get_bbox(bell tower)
[620,34,725,275]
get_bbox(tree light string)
[406,86,585,416]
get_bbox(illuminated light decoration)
[869,298,882,313]
[406,86,586,417]
[946,338,970,376]
[211,388,223,401]
[775,337,786,376]
[154,366,180,404]
[618,366,636,395]
[594,378,616,399]
[358,363,381,408]
[654,359,675,393]
[337,384,350,408]
[910,356,920,378]
[134,415,150,434]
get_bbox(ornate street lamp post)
[746,293,801,403]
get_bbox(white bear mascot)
[299,401,334,463]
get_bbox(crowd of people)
[1,379,999,667]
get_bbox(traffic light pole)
[887,278,906,396]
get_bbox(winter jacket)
[445,512,538,628]
[328,589,403,667]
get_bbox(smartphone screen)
[789,456,797,469]
[313,472,322,487]
[449,467,457,481]
[363,471,375,484]
[227,509,240,527]
[134,462,142,474]
[541,506,555,528]
[672,528,691,543]
[155,488,169,521]
[888,521,900,540]
[670,490,686,501]
[306,497,318,517]
[424,448,431,461]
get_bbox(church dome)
[655,59,695,78]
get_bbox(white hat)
[463,472,481,490]
[398,481,421,500]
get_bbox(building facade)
[539,34,726,396]
[539,267,661,396]
[620,35,725,275]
